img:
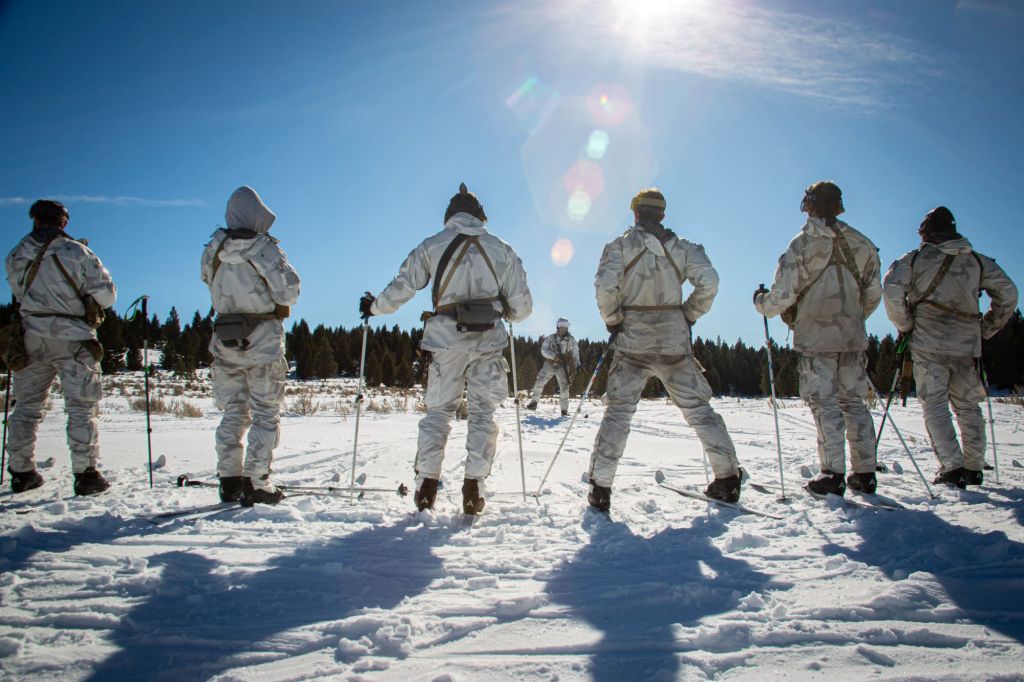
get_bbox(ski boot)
[241,476,285,507]
[73,467,109,496]
[9,468,44,494]
[807,470,846,496]
[934,467,968,489]
[415,478,438,511]
[587,479,611,512]
[218,476,246,502]
[705,473,741,503]
[526,400,538,411]
[964,469,983,486]
[561,409,569,417]
[846,471,877,494]
[462,478,485,515]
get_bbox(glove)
[752,285,769,305]
[606,322,623,335]
[359,291,376,320]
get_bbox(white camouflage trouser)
[589,352,740,487]
[415,349,507,483]
[799,352,876,475]
[912,349,986,472]
[7,332,103,474]
[212,357,288,485]
[530,360,570,412]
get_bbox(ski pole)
[534,332,616,496]
[875,334,910,452]
[508,324,527,502]
[127,295,156,488]
[979,360,1000,484]
[759,286,787,502]
[1,367,10,485]
[350,309,370,503]
[866,375,937,499]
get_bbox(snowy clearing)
[1,373,1022,681]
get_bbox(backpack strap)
[19,235,61,294]
[431,233,470,309]
[909,248,983,321]
[210,231,289,319]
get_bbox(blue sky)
[2,0,1022,345]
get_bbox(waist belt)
[917,299,983,321]
[621,305,685,312]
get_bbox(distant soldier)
[4,200,116,495]
[526,317,581,416]
[360,183,532,515]
[588,188,742,512]
[754,181,881,496]
[201,187,301,506]
[882,206,1018,488]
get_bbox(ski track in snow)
[1,376,1023,681]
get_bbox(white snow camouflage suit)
[370,212,532,485]
[755,216,882,475]
[200,187,301,487]
[5,228,117,474]
[882,236,1018,473]
[529,331,581,412]
[589,222,740,487]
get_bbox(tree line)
[2,303,1022,398]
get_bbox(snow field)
[1,373,1022,680]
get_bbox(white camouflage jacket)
[595,223,718,355]
[370,213,532,353]
[200,187,301,365]
[756,217,881,354]
[541,332,581,368]
[6,229,117,341]
[882,237,1018,358]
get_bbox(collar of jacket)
[803,215,848,237]
[29,226,65,243]
[444,213,488,235]
[923,236,973,255]
[921,231,963,246]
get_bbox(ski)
[849,490,908,510]
[654,470,783,519]
[803,485,899,512]
[175,474,409,498]
[145,502,238,525]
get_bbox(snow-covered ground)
[1,372,1022,681]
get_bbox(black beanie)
[444,183,486,223]
[29,199,69,226]
[919,206,957,242]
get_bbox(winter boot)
[218,476,245,503]
[807,470,846,496]
[415,478,438,511]
[462,478,485,515]
[846,471,877,494]
[561,409,569,417]
[73,467,109,496]
[934,467,968,489]
[705,474,741,503]
[9,469,43,494]
[964,469,983,486]
[240,476,285,507]
[526,400,538,411]
[587,479,611,512]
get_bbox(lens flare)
[550,238,574,266]
[587,83,633,126]
[586,130,610,159]
[567,190,591,221]
[505,75,561,136]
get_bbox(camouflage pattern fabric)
[798,352,876,475]
[755,217,881,354]
[882,238,1018,358]
[414,349,508,484]
[371,212,532,354]
[912,348,987,473]
[6,332,103,474]
[530,331,580,411]
[200,188,301,367]
[595,224,718,354]
[529,361,570,412]
[588,351,740,487]
[212,357,288,484]
[6,233,116,341]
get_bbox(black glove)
[359,291,375,320]
[606,322,623,335]
[753,285,769,305]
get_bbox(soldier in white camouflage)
[4,200,116,495]
[587,188,742,512]
[201,186,301,506]
[882,206,1018,488]
[361,183,532,515]
[754,181,882,496]
[526,317,581,416]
